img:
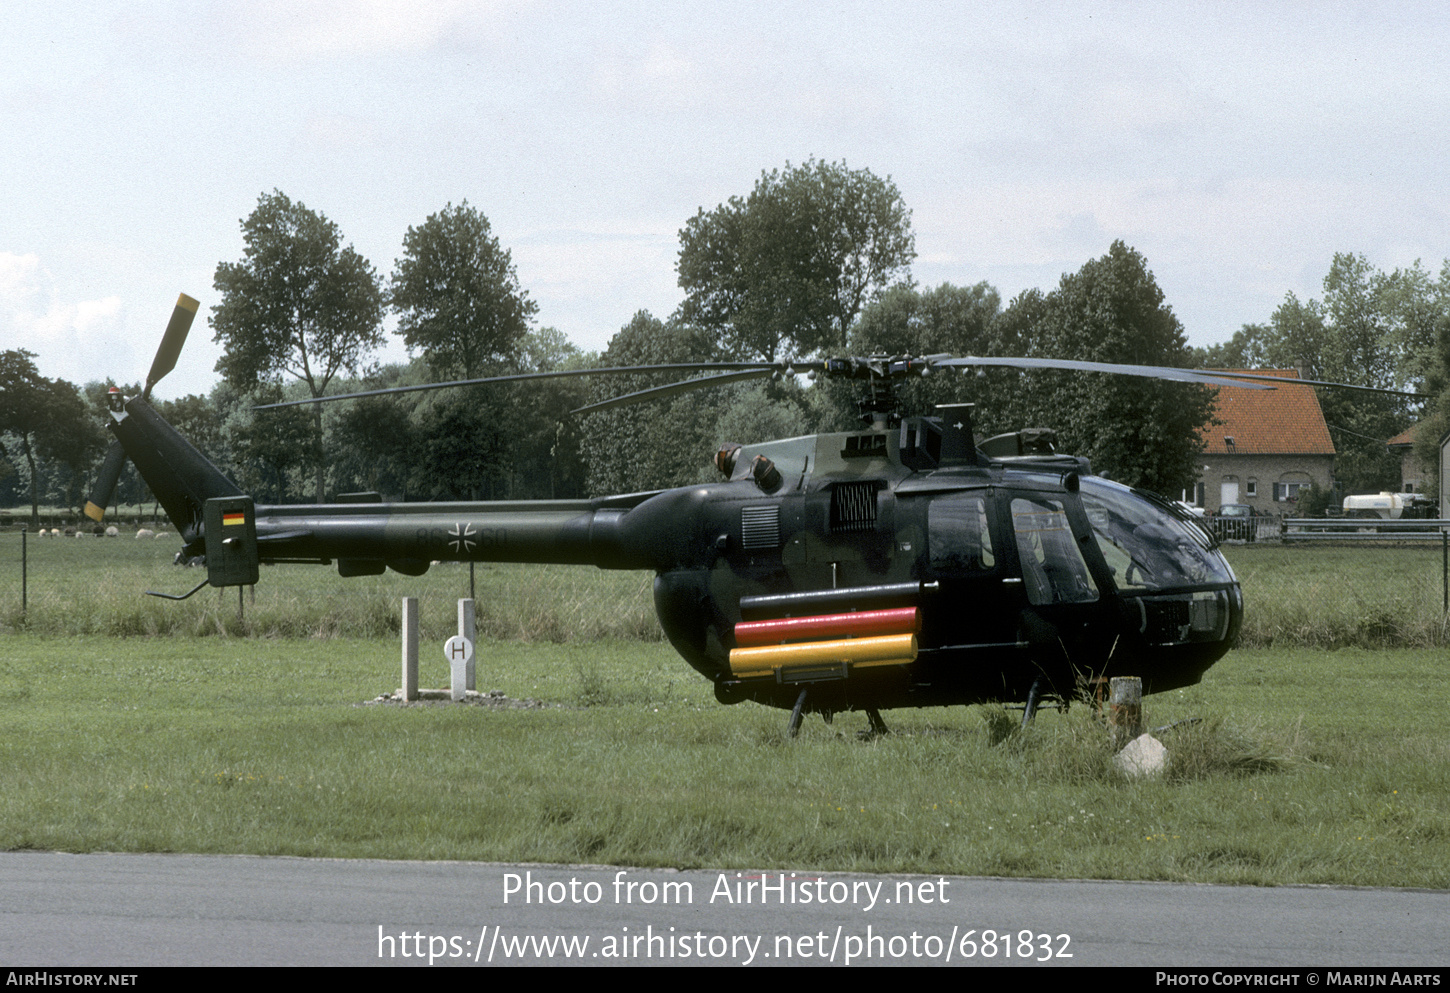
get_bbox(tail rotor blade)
[143,293,199,398]
[84,440,128,522]
[88,293,197,521]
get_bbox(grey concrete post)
[401,597,419,701]
[458,598,477,691]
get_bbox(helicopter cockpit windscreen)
[1078,478,1235,591]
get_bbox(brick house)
[1442,430,1450,518]
[1385,424,1426,493]
[1188,369,1335,516]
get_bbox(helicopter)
[85,294,1412,736]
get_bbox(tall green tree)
[503,328,592,499]
[406,392,509,500]
[330,394,418,499]
[1380,259,1447,395]
[580,312,723,495]
[678,159,916,361]
[996,242,1215,495]
[211,190,384,501]
[1315,254,1411,492]
[214,381,317,505]
[814,281,1007,431]
[156,394,225,467]
[389,201,537,379]
[1410,260,1450,501]
[0,350,98,525]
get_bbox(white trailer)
[1342,491,1435,520]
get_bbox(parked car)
[1170,500,1206,518]
[1210,503,1264,542]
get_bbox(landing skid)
[1012,675,1069,728]
[862,708,889,738]
[785,689,890,739]
[787,688,809,737]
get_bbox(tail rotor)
[84,293,199,522]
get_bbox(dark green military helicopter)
[86,294,1399,736]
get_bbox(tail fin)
[109,395,242,549]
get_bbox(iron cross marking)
[448,522,477,554]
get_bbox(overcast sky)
[4,1,1447,400]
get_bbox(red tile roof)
[1386,424,1417,447]
[1203,370,1335,455]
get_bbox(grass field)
[1,534,1447,886]
[1,637,1446,887]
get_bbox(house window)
[1246,479,1257,498]
[1274,482,1307,502]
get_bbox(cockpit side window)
[928,493,996,574]
[1010,496,1099,605]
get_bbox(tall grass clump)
[1159,716,1303,781]
[979,703,1305,785]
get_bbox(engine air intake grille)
[832,481,878,532]
[741,505,780,550]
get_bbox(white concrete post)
[445,635,473,702]
[458,598,477,691]
[401,597,419,701]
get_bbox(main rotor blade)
[143,293,199,399]
[256,349,1418,419]
[933,357,1276,391]
[936,357,1428,398]
[84,440,128,522]
[1190,369,1429,399]
[571,368,778,416]
[253,362,780,410]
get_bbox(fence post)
[458,598,477,691]
[1108,677,1143,751]
[401,597,419,701]
[21,527,27,615]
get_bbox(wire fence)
[3,525,1448,649]
[0,527,659,642]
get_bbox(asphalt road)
[2,852,1445,967]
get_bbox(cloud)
[0,253,45,308]
[215,0,524,60]
[0,252,130,383]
